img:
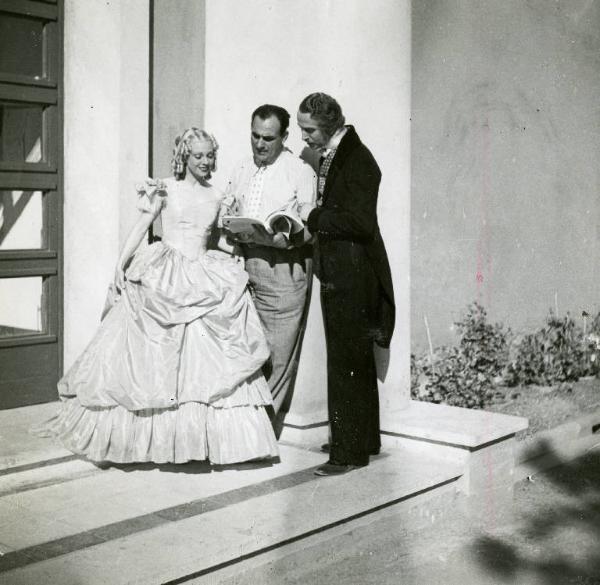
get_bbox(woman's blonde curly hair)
[171,127,219,180]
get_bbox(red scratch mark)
[479,117,496,530]
[476,116,493,308]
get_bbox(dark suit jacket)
[307,126,395,348]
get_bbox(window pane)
[0,103,44,163]
[0,191,44,250]
[0,15,44,79]
[0,277,45,337]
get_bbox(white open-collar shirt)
[225,149,317,221]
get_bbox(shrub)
[504,311,596,386]
[411,304,600,410]
[411,303,509,409]
[456,302,509,378]
[581,311,600,378]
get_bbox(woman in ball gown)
[52,128,279,465]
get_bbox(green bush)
[411,303,509,409]
[411,304,600,410]
[582,312,600,378]
[504,311,598,386]
[456,302,509,377]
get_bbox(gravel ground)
[488,377,600,437]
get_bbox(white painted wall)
[152,0,206,179]
[63,0,149,368]
[61,0,411,420]
[204,0,411,417]
[411,0,600,348]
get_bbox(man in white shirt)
[225,104,317,435]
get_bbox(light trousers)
[244,245,312,435]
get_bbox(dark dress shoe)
[320,443,381,456]
[314,461,367,476]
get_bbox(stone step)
[0,447,462,585]
[0,402,71,472]
[0,445,324,552]
[0,458,102,498]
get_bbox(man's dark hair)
[298,93,345,137]
[251,104,290,136]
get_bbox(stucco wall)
[152,0,206,179]
[61,0,411,414]
[204,0,411,415]
[63,0,149,368]
[411,0,600,350]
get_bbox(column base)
[381,400,528,526]
[278,410,329,447]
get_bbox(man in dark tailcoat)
[297,92,395,476]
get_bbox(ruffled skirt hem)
[50,398,279,465]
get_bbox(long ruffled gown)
[53,178,279,464]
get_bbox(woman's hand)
[114,266,126,292]
[298,202,316,222]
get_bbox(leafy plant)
[411,303,509,409]
[456,302,509,378]
[581,311,600,378]
[411,304,600,410]
[504,311,592,386]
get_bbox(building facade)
[0,1,411,430]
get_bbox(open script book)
[222,203,305,239]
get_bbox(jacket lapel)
[322,126,361,203]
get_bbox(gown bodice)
[160,178,221,261]
[54,176,277,465]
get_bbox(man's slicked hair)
[251,104,290,136]
[298,93,345,137]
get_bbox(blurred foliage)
[504,312,600,387]
[411,303,600,410]
[412,303,509,409]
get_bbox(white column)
[63,0,149,369]
[151,0,206,179]
[204,0,411,435]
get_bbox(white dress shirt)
[226,149,317,221]
[320,126,347,157]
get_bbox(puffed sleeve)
[135,178,168,216]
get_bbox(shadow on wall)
[472,439,600,584]
[0,191,36,246]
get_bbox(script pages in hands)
[222,201,305,239]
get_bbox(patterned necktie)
[317,149,336,205]
[245,166,266,219]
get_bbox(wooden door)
[0,0,63,408]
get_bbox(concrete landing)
[382,400,528,449]
[0,402,71,470]
[0,403,463,585]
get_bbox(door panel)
[0,190,45,250]
[0,0,62,409]
[0,102,45,163]
[0,342,59,409]
[0,13,45,78]
[0,275,46,336]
